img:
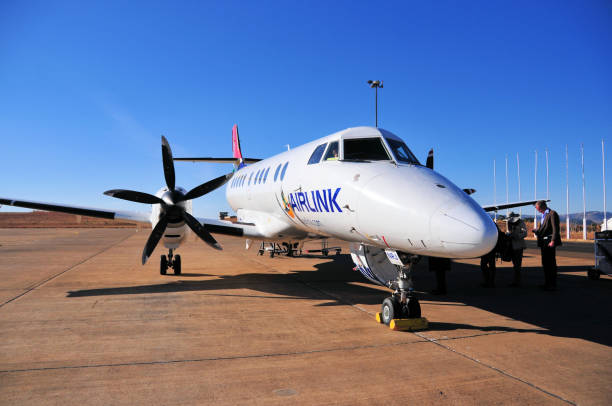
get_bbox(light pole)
[367,80,383,127]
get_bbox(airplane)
[1,125,540,325]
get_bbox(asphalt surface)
[0,229,610,405]
[525,239,596,259]
[525,240,595,265]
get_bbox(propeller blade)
[161,135,176,191]
[104,189,164,205]
[426,148,434,169]
[142,215,169,265]
[182,173,233,201]
[182,211,222,250]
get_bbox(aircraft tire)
[403,296,421,319]
[174,255,181,275]
[381,297,400,325]
[588,268,600,280]
[160,255,168,275]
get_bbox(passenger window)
[323,141,339,161]
[308,143,327,164]
[280,162,289,180]
[274,164,281,181]
[343,138,390,161]
[248,172,253,186]
[263,167,270,183]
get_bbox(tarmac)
[0,228,610,405]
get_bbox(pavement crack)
[0,339,431,374]
[412,331,577,405]
[0,232,135,309]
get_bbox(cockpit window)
[308,143,327,165]
[385,138,421,165]
[323,141,339,161]
[343,137,390,161]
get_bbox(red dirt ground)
[0,211,148,228]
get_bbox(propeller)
[104,135,233,265]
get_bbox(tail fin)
[173,124,261,167]
[232,124,243,159]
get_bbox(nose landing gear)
[160,249,181,275]
[377,253,428,331]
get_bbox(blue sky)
[1,1,610,217]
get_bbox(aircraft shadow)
[416,261,612,347]
[67,254,612,347]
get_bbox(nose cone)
[431,199,498,258]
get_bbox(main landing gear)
[379,254,422,326]
[160,249,181,275]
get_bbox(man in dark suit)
[533,200,562,290]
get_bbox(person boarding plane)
[0,125,539,325]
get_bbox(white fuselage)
[225,127,497,259]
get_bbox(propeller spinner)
[104,136,232,265]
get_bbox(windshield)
[385,138,420,165]
[343,137,390,161]
[323,141,339,161]
[308,143,327,164]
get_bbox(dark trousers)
[429,257,450,294]
[540,246,557,287]
[511,249,523,284]
[480,254,496,287]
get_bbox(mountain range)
[493,211,611,225]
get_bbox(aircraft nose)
[430,200,498,258]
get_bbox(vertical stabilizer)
[232,124,243,159]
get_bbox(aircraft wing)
[482,199,548,212]
[0,197,151,223]
[195,216,263,238]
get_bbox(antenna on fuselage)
[367,80,383,127]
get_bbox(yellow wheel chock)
[376,313,428,331]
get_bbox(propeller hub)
[161,190,184,206]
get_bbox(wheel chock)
[390,317,428,331]
[375,313,428,330]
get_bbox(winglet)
[232,124,243,159]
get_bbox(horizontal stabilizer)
[482,199,549,212]
[174,157,261,164]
